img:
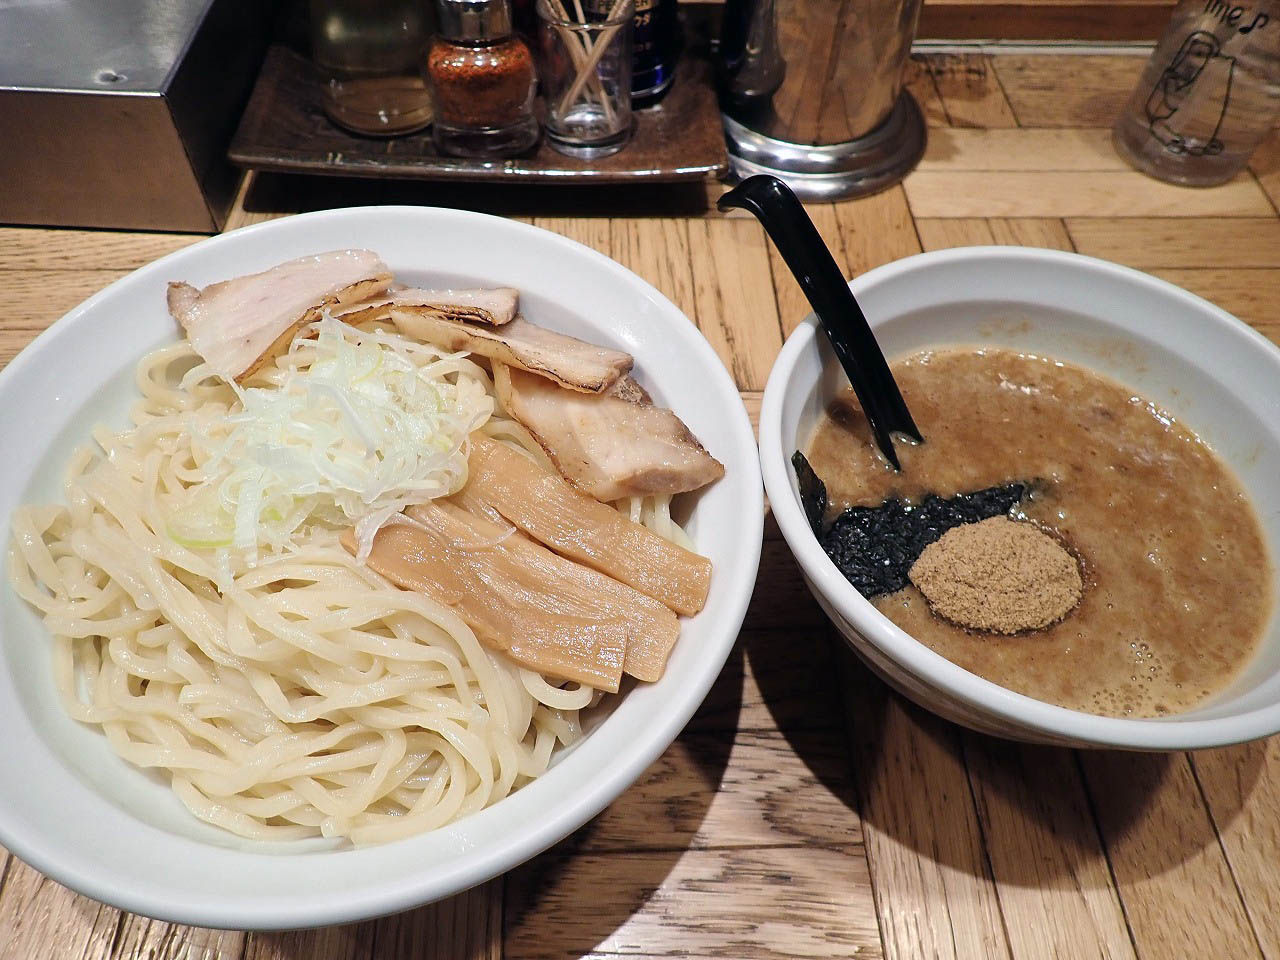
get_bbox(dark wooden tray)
[229,46,728,184]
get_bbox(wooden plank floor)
[1,52,1279,960]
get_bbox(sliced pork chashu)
[493,363,725,502]
[168,249,392,382]
[455,434,712,617]
[604,374,652,405]
[337,286,518,326]
[345,502,679,690]
[391,310,631,394]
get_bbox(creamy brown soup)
[805,347,1274,717]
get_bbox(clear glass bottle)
[1113,0,1279,186]
[537,0,634,158]
[424,0,540,157]
[311,0,435,137]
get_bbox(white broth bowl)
[0,207,763,928]
[760,246,1280,750]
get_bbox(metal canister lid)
[435,0,513,41]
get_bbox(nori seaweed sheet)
[792,451,1026,599]
[791,450,827,535]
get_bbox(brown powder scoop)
[908,517,1082,634]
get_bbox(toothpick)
[556,0,630,119]
[544,0,617,124]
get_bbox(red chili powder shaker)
[425,0,540,157]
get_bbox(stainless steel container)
[0,0,273,232]
[719,0,926,200]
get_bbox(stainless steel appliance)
[0,0,273,231]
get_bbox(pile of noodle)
[7,325,688,845]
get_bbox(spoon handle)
[718,175,922,469]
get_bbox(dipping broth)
[805,347,1274,718]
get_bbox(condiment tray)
[229,46,728,184]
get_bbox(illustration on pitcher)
[1144,30,1234,155]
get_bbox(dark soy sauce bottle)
[588,0,679,103]
[631,0,679,103]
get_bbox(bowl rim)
[760,244,1280,751]
[0,205,764,928]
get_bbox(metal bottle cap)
[435,0,513,41]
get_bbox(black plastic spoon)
[718,175,922,469]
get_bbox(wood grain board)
[916,0,1178,41]
[1250,128,1280,210]
[1,51,1279,960]
[904,170,1274,218]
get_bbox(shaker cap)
[435,0,514,41]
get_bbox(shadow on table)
[843,649,1265,884]
[248,876,504,959]
[239,171,714,222]
[728,551,864,818]
[749,541,1266,886]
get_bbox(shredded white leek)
[169,315,494,561]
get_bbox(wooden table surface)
[2,52,1279,960]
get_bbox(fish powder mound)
[908,517,1082,634]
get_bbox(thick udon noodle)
[8,335,689,845]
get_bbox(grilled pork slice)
[337,286,518,326]
[167,249,392,383]
[457,435,712,616]
[391,310,631,394]
[604,374,652,404]
[493,363,725,502]
[345,502,680,690]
